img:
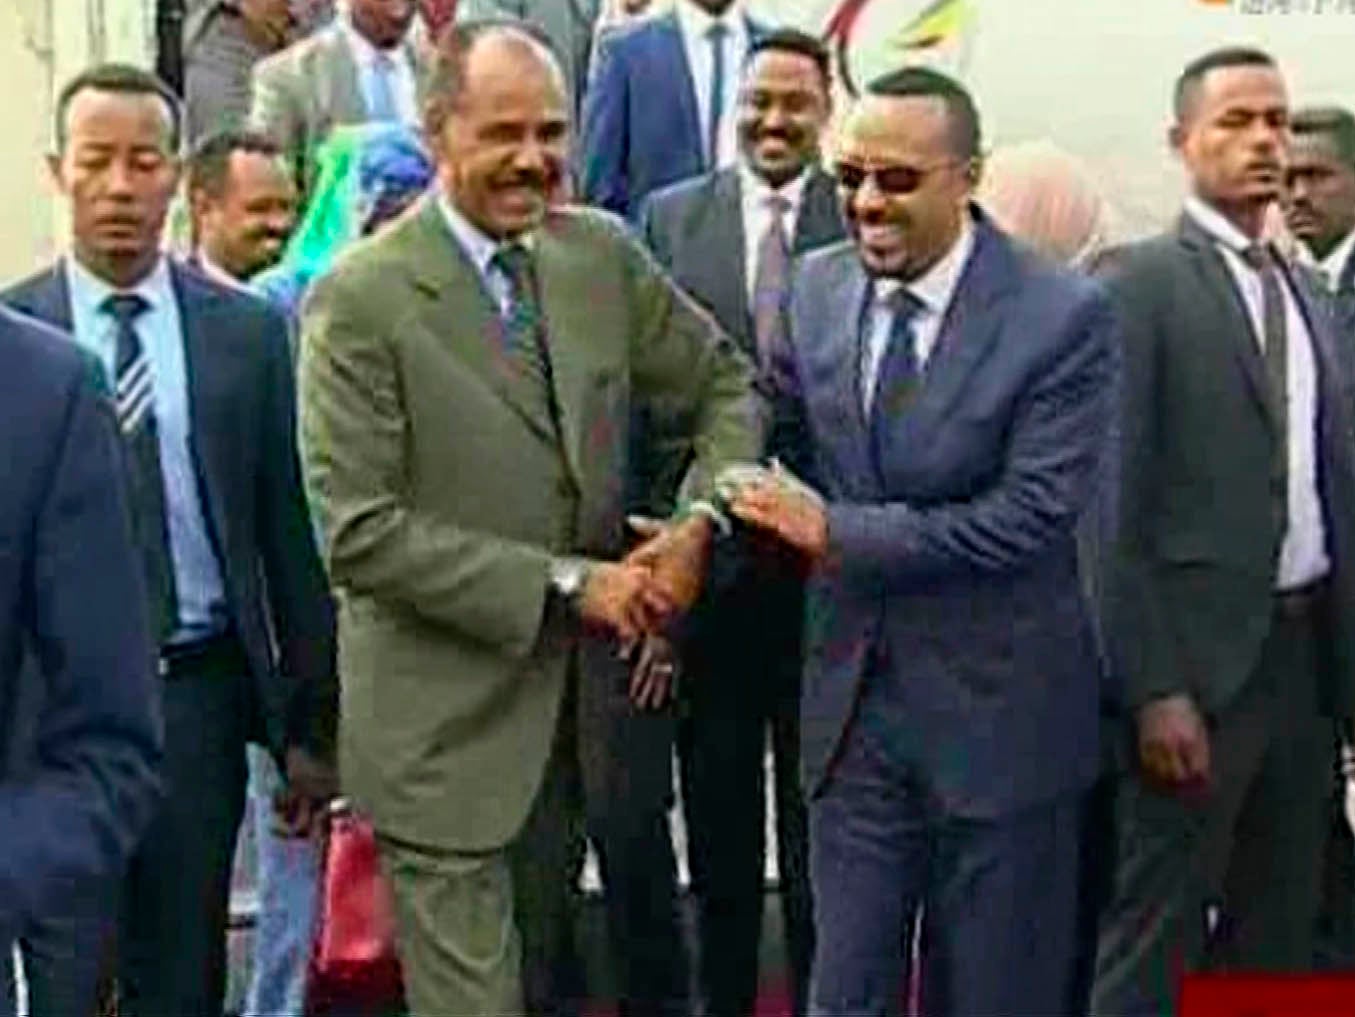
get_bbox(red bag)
[306,800,406,1016]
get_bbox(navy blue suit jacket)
[3,262,337,759]
[0,306,162,947]
[774,213,1117,818]
[578,11,764,221]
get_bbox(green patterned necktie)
[491,243,557,422]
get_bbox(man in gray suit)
[636,29,843,1017]
[250,0,425,191]
[455,0,601,117]
[182,0,332,146]
[1091,49,1355,1015]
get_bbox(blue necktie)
[368,51,399,122]
[868,288,926,461]
[706,22,729,169]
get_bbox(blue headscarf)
[252,123,434,323]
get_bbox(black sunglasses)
[832,159,961,196]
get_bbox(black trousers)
[1092,594,1331,1016]
[510,664,688,1017]
[679,567,812,1017]
[1315,723,1355,967]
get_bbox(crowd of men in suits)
[3,0,1355,1016]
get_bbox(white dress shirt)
[340,15,419,126]
[740,165,810,303]
[1184,196,1329,590]
[675,0,748,171]
[860,220,975,411]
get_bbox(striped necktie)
[491,243,559,430]
[104,292,179,641]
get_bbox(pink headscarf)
[978,141,1114,269]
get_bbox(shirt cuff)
[682,500,732,539]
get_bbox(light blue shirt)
[65,255,228,642]
[339,17,419,125]
[436,194,532,315]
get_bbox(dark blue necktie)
[868,287,927,460]
[104,292,179,641]
[706,22,729,169]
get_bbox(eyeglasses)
[832,159,962,196]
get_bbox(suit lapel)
[905,216,1012,442]
[657,15,704,168]
[404,199,559,448]
[828,255,875,492]
[1178,214,1282,436]
[792,170,844,254]
[169,264,232,556]
[323,27,368,123]
[535,221,615,493]
[704,170,751,346]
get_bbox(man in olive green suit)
[298,19,763,1016]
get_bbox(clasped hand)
[727,460,829,562]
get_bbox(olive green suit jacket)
[298,196,764,851]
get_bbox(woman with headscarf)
[240,121,432,1017]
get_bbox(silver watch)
[549,557,591,608]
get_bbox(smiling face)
[836,93,974,280]
[1172,63,1290,231]
[195,149,297,280]
[51,86,181,286]
[428,32,570,240]
[736,46,831,189]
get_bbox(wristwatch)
[549,557,592,614]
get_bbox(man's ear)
[1168,122,1186,158]
[46,152,65,196]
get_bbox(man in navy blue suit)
[732,67,1116,1016]
[0,306,162,1017]
[579,0,764,220]
[3,63,337,1016]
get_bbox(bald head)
[424,20,571,240]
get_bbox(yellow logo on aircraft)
[823,0,975,95]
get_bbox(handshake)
[573,459,828,647]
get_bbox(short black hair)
[1173,46,1277,123]
[1292,105,1355,170]
[745,28,832,92]
[187,129,286,199]
[422,17,560,135]
[866,66,981,160]
[55,63,182,154]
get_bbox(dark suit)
[3,261,336,1016]
[639,165,844,1017]
[1090,215,1355,1015]
[578,11,765,221]
[773,212,1114,1016]
[0,308,162,1017]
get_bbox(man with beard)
[729,66,1115,1015]
[250,0,427,193]
[297,20,762,1016]
[580,0,766,220]
[1091,50,1355,1014]
[636,28,843,1017]
[2,63,338,1016]
[187,128,298,285]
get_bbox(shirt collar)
[1183,194,1258,256]
[340,13,405,67]
[436,194,534,279]
[1316,228,1355,290]
[739,164,811,219]
[194,251,246,289]
[877,217,975,317]
[66,253,175,321]
[676,0,746,45]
